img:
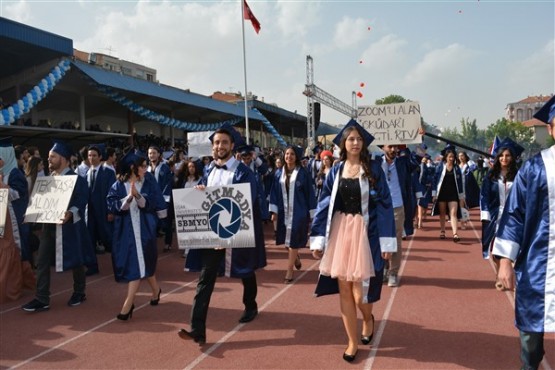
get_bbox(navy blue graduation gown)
[269,166,316,248]
[107,173,167,282]
[493,148,555,333]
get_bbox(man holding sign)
[179,124,266,346]
[22,141,93,312]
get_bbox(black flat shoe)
[117,304,134,321]
[361,314,375,345]
[343,350,357,362]
[238,309,258,323]
[177,328,206,345]
[150,288,162,306]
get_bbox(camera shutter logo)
[208,198,242,239]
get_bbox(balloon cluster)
[93,83,242,132]
[252,108,287,147]
[0,59,71,125]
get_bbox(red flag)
[243,0,261,34]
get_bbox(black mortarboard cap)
[0,137,13,147]
[332,119,375,147]
[497,137,525,158]
[533,95,555,125]
[50,140,73,160]
[208,123,245,147]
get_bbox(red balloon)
[360,82,365,88]
[356,92,363,98]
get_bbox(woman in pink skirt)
[310,120,397,362]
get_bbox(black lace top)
[338,177,362,215]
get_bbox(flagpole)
[241,0,250,145]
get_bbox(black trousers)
[35,224,86,304]
[190,249,257,336]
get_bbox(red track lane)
[1,210,554,369]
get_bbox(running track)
[1,210,553,369]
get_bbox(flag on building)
[243,0,261,34]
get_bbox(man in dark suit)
[22,140,93,312]
[179,125,266,345]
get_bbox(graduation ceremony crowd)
[1,96,554,370]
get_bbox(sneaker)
[22,299,50,312]
[383,268,389,284]
[67,292,86,306]
[388,274,399,287]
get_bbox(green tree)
[485,118,534,148]
[375,95,406,105]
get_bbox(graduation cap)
[332,119,375,147]
[209,123,245,147]
[497,137,525,158]
[162,150,174,161]
[440,143,456,157]
[312,145,322,154]
[0,137,13,147]
[119,149,141,174]
[533,95,555,125]
[50,140,73,160]
[238,145,254,156]
[89,143,107,160]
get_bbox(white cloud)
[75,1,245,94]
[359,34,408,73]
[275,1,321,39]
[332,17,369,49]
[2,0,32,23]
[506,39,555,92]
[403,43,475,86]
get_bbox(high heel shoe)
[361,314,375,344]
[117,304,134,321]
[294,255,302,270]
[150,288,162,306]
[343,349,358,362]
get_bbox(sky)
[1,0,554,131]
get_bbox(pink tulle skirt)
[319,212,374,282]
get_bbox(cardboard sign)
[172,183,255,249]
[357,101,422,145]
[0,189,8,238]
[24,176,77,224]
[187,131,213,159]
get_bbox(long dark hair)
[489,147,518,183]
[117,157,145,183]
[284,145,302,169]
[25,156,43,191]
[338,125,373,180]
[176,160,199,187]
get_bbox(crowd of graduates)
[1,95,554,369]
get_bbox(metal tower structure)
[302,55,357,149]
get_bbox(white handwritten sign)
[172,183,255,249]
[24,176,77,224]
[0,189,8,238]
[357,102,422,145]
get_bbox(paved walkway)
[1,210,554,369]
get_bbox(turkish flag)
[243,0,261,34]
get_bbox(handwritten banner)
[172,183,255,249]
[0,189,7,238]
[24,176,77,224]
[357,101,422,145]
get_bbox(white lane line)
[364,229,417,370]
[183,261,320,370]
[8,277,196,370]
